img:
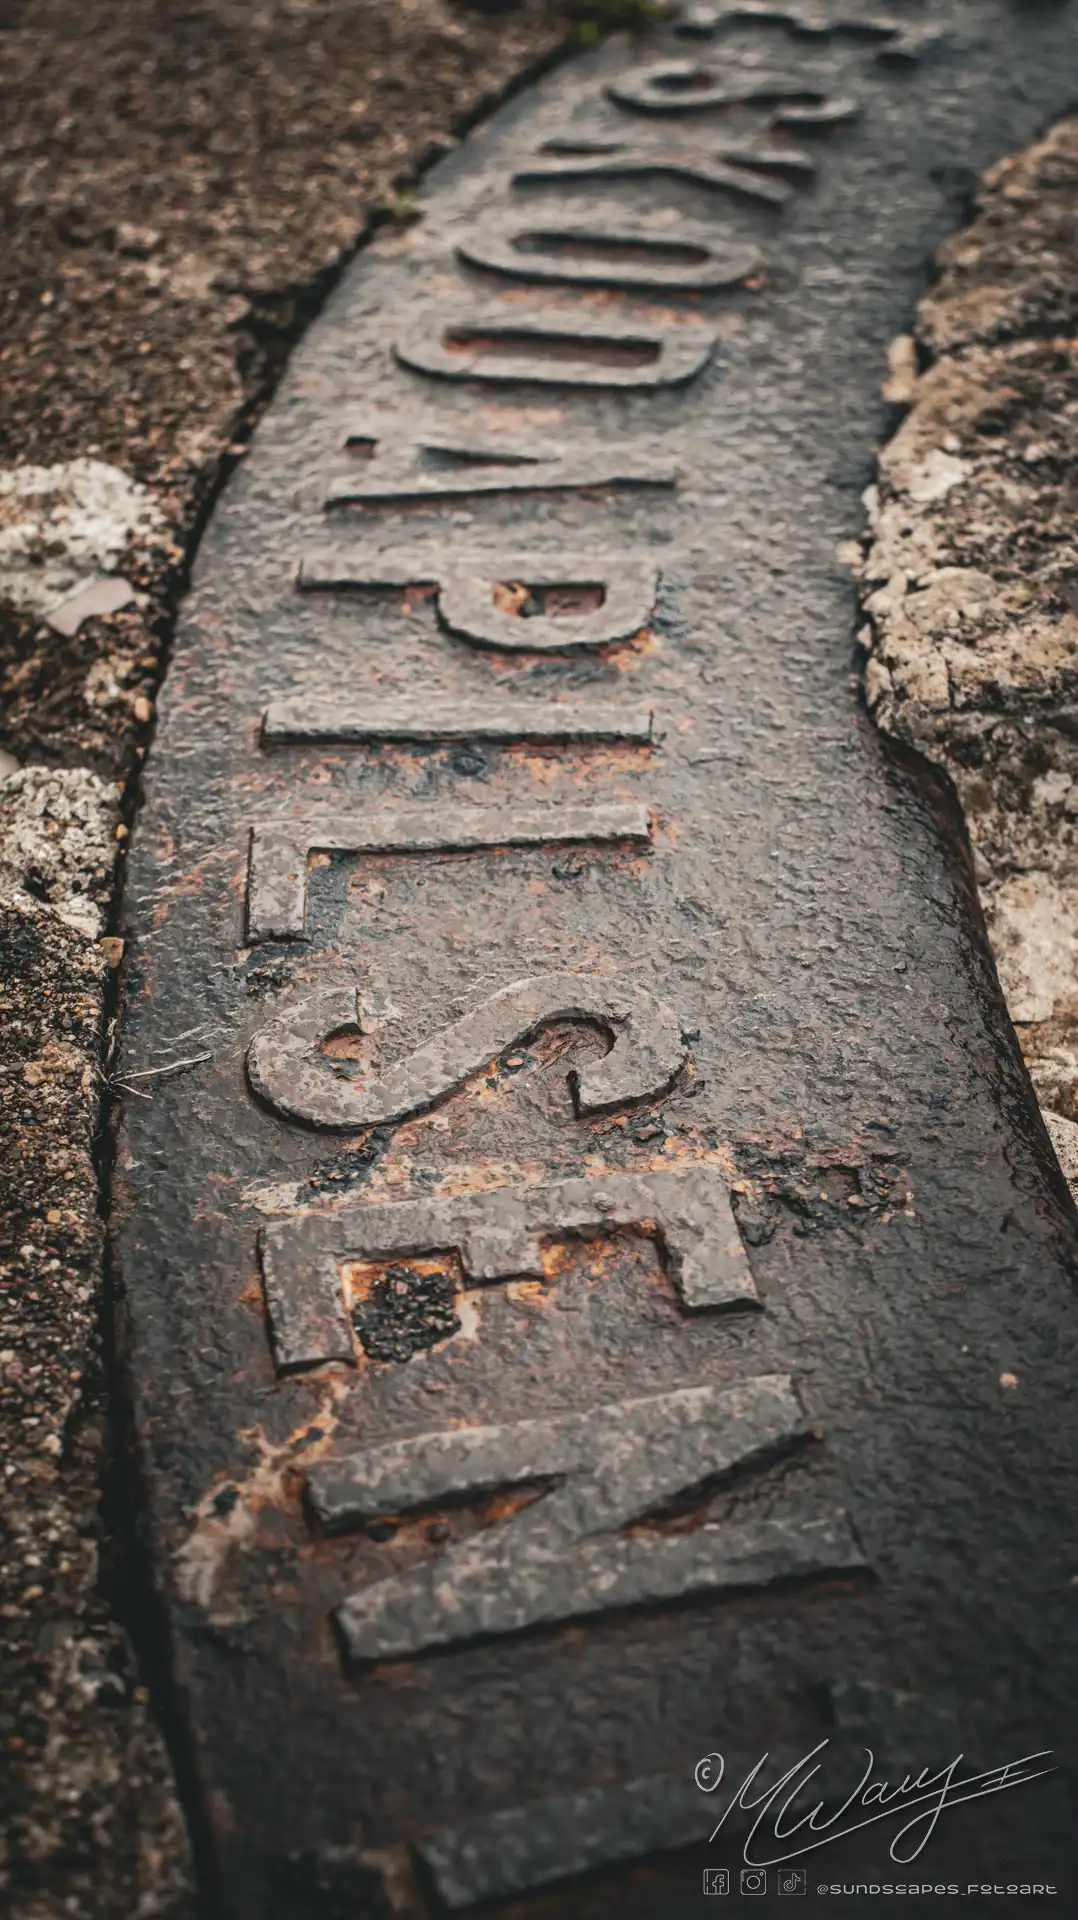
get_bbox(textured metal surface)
[321,422,677,504]
[393,302,718,390]
[417,1679,961,1910]
[245,804,652,941]
[329,1376,861,1665]
[512,138,804,203]
[115,5,1078,1915]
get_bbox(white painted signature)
[694,1742,1056,1867]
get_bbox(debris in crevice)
[352,1262,463,1363]
[857,115,1078,1195]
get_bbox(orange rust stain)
[612,627,659,663]
[485,1484,547,1523]
[342,1251,462,1314]
[508,745,647,783]
[537,1239,578,1282]
[358,1137,741,1205]
[492,580,529,616]
[532,1225,672,1293]
[151,847,241,925]
[507,1279,554,1307]
[424,1158,546,1197]
[321,1026,365,1061]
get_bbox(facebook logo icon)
[703,1868,730,1895]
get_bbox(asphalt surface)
[109,6,1078,1918]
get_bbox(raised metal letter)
[513,138,800,205]
[261,697,654,748]
[606,60,858,123]
[247,972,685,1129]
[457,209,761,293]
[323,420,676,507]
[394,306,717,391]
[260,1163,757,1371]
[308,1376,864,1662]
[298,550,661,653]
[245,802,651,942]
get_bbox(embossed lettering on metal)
[678,2,875,33]
[528,131,817,181]
[309,1376,864,1662]
[457,210,762,292]
[260,697,655,747]
[513,141,797,205]
[416,1772,715,1910]
[766,94,860,127]
[246,803,652,942]
[674,5,929,63]
[323,420,677,506]
[297,551,661,652]
[394,305,718,390]
[108,5,1078,1906]
[416,1685,949,1911]
[417,1772,714,1911]
[607,59,859,123]
[260,1164,758,1371]
[247,972,684,1128]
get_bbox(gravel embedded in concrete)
[0,4,573,1912]
[859,114,1078,1185]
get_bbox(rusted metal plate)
[115,5,1078,1914]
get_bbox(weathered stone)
[858,113,1078,1199]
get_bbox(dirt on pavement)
[0,5,587,1914]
